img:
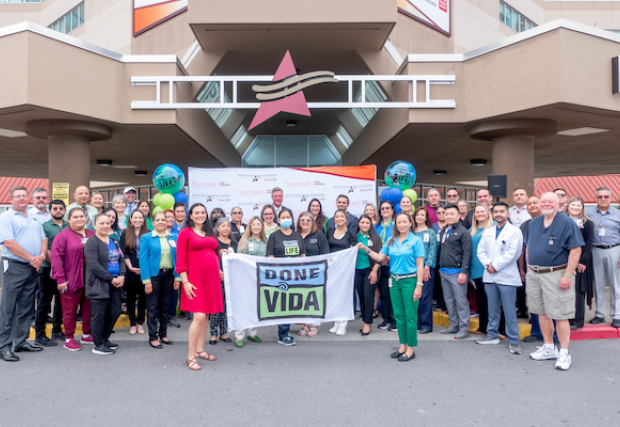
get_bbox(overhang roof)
[535,175,620,204]
[0,177,48,204]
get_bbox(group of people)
[0,183,618,372]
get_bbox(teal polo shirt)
[356,232,371,269]
[380,231,425,275]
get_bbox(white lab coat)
[476,222,523,286]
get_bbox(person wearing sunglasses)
[230,207,246,241]
[28,188,51,223]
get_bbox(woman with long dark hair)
[137,200,153,231]
[356,214,382,336]
[375,201,396,331]
[119,209,149,335]
[176,204,222,370]
[308,198,328,234]
[101,207,121,240]
[412,207,437,334]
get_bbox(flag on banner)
[223,248,358,331]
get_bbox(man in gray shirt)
[587,187,620,328]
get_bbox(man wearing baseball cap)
[123,187,138,216]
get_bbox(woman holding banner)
[355,215,382,336]
[326,209,357,336]
[235,216,268,347]
[267,209,306,346]
[358,212,425,362]
[176,204,222,371]
[297,211,330,337]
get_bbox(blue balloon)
[394,205,402,214]
[387,188,403,205]
[173,191,188,206]
[380,188,391,201]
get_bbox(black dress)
[326,227,357,253]
[572,219,594,328]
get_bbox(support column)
[25,120,113,200]
[469,118,557,202]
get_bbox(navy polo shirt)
[524,213,584,267]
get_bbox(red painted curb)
[570,325,620,341]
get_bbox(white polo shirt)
[509,205,531,228]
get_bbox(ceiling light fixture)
[286,120,297,127]
[557,127,609,137]
[470,159,487,167]
[135,171,148,176]
[433,170,447,175]
[0,128,27,138]
[97,159,113,167]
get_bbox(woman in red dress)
[176,203,223,370]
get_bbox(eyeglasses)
[300,219,313,223]
[232,212,242,215]
[34,196,47,200]
[597,195,611,199]
[556,193,566,197]
[380,207,392,210]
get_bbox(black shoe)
[181,312,192,320]
[168,319,181,328]
[390,351,405,359]
[35,336,57,347]
[0,351,19,362]
[149,341,163,349]
[378,321,389,330]
[523,335,543,343]
[14,343,43,353]
[517,312,529,319]
[52,331,66,340]
[92,345,115,355]
[161,338,173,345]
[419,329,431,334]
[46,316,53,324]
[612,319,620,328]
[361,331,369,336]
[589,316,605,325]
[104,341,119,350]
[209,339,217,345]
[398,352,415,362]
[388,324,398,332]
[219,336,232,343]
[570,324,583,331]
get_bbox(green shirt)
[356,231,371,269]
[240,237,267,256]
[41,219,68,268]
[158,235,173,269]
[265,225,280,238]
[64,203,99,224]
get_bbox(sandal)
[186,358,201,370]
[308,326,318,337]
[373,309,380,319]
[298,325,310,336]
[195,350,217,361]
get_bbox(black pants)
[168,288,179,322]
[35,267,63,338]
[378,265,394,324]
[90,285,123,347]
[474,278,489,333]
[433,266,446,310]
[516,280,528,315]
[125,276,146,326]
[572,286,587,328]
[146,269,173,341]
[355,267,377,324]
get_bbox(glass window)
[275,136,308,167]
[243,137,276,168]
[71,9,79,31]
[309,137,339,166]
[505,7,512,29]
[499,2,505,24]
[79,2,85,26]
[48,2,85,34]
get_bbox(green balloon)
[402,189,418,205]
[152,192,163,207]
[159,193,175,210]
[152,206,164,215]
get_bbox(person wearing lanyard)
[469,204,494,335]
[525,192,583,371]
[235,216,268,347]
[587,187,620,328]
[355,215,382,336]
[230,206,246,241]
[375,201,397,331]
[438,204,473,339]
[412,207,437,334]
[267,209,306,346]
[297,211,329,337]
[84,214,126,355]
[358,212,425,362]
[140,212,181,349]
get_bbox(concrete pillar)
[25,120,113,200]
[469,118,558,202]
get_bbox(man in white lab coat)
[475,202,524,354]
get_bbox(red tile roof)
[535,175,620,203]
[0,177,49,204]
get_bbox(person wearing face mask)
[375,201,397,331]
[261,205,279,237]
[208,217,236,345]
[564,197,594,331]
[326,209,357,336]
[296,211,330,338]
[267,210,306,346]
[355,215,382,336]
[84,213,126,356]
[358,213,425,362]
[438,204,473,339]
[51,208,96,351]
[235,216,268,347]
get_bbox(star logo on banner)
[249,51,337,130]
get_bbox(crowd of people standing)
[0,182,617,372]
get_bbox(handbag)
[86,275,111,300]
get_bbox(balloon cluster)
[381,161,418,214]
[151,164,188,215]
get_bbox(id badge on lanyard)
[599,223,606,237]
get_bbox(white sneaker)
[530,345,558,361]
[555,352,571,370]
[329,322,339,334]
[335,325,347,336]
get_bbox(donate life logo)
[256,261,327,320]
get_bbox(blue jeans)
[530,314,558,341]
[278,324,290,340]
[485,283,520,345]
